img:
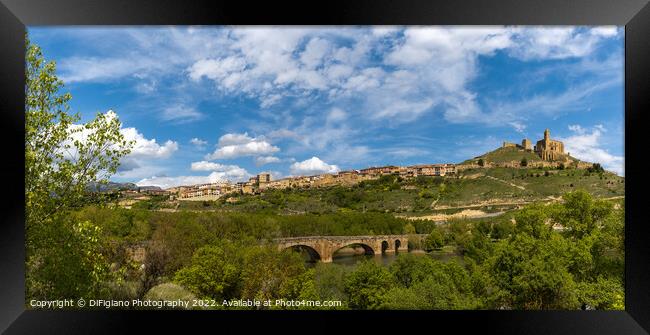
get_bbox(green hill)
[460,146,584,166]
[172,167,624,216]
[461,146,542,165]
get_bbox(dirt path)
[485,175,526,190]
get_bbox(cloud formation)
[255,156,281,166]
[206,133,279,160]
[190,137,208,147]
[290,157,340,176]
[136,170,249,189]
[559,125,624,175]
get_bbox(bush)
[424,229,444,251]
[144,283,197,309]
[344,260,394,309]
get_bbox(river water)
[303,249,461,268]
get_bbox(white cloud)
[326,108,347,124]
[65,110,178,164]
[190,137,208,147]
[267,129,301,140]
[507,26,620,60]
[558,125,624,175]
[217,132,256,147]
[188,56,247,82]
[161,105,204,123]
[590,26,619,37]
[207,133,279,160]
[190,160,246,173]
[191,161,251,179]
[510,122,527,134]
[136,169,250,189]
[58,110,179,180]
[290,156,339,176]
[483,73,622,127]
[255,156,281,166]
[121,127,178,159]
[56,27,621,129]
[137,160,252,188]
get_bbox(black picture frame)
[1,0,648,333]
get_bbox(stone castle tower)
[534,128,564,161]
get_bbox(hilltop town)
[118,129,603,203]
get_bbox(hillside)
[461,146,583,166]
[462,146,542,164]
[165,166,623,216]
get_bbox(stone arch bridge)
[275,234,423,263]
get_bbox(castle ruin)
[503,128,565,161]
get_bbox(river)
[302,248,462,268]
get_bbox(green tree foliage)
[25,36,132,301]
[143,283,197,309]
[173,242,310,309]
[344,260,395,309]
[587,163,605,174]
[553,190,612,239]
[382,255,478,309]
[312,263,350,305]
[423,228,444,251]
[174,241,243,300]
[520,157,528,167]
[239,246,308,304]
[477,190,623,310]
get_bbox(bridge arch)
[284,244,321,262]
[381,240,389,253]
[332,243,375,258]
[394,239,402,253]
[275,234,416,263]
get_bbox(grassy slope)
[174,168,624,215]
[461,147,542,164]
[460,146,584,165]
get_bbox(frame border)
[1,0,648,333]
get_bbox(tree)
[587,163,604,174]
[486,233,579,309]
[143,283,197,309]
[478,158,485,167]
[552,191,612,240]
[520,157,528,167]
[344,260,394,309]
[513,205,552,240]
[423,228,444,251]
[403,222,417,234]
[239,245,308,305]
[174,242,243,300]
[25,35,133,300]
[383,257,478,309]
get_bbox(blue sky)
[28,26,625,188]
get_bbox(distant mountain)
[86,181,161,193]
[138,185,163,192]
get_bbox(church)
[534,128,565,161]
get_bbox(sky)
[28,26,625,188]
